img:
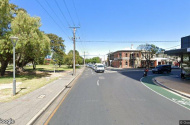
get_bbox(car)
[92,64,96,70]
[181,64,190,79]
[95,64,105,73]
[152,65,171,74]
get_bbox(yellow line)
[44,87,71,125]
[44,69,84,125]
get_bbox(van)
[95,64,105,73]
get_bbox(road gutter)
[26,67,85,125]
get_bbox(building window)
[126,61,128,65]
[137,53,139,57]
[119,53,122,58]
[126,53,128,57]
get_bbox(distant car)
[88,64,93,69]
[86,64,89,67]
[95,64,105,73]
[76,64,80,66]
[92,64,96,70]
[181,64,190,79]
[152,65,171,74]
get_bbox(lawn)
[0,64,73,84]
[0,64,79,102]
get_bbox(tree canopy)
[137,44,165,68]
[64,50,83,67]
[0,0,50,75]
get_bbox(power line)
[76,41,179,43]
[35,0,73,51]
[62,0,75,26]
[44,0,68,29]
[35,0,70,38]
[54,0,71,27]
[165,45,181,50]
[72,0,80,26]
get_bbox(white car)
[95,64,105,73]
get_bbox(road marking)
[44,71,82,125]
[91,69,93,74]
[97,80,99,86]
[37,94,46,99]
[99,76,105,79]
[140,77,190,111]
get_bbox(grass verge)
[0,64,76,102]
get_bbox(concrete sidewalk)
[0,68,84,125]
[154,75,190,98]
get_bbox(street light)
[10,36,18,96]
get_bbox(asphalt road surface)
[47,68,190,125]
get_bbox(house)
[107,49,180,68]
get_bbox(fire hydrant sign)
[187,48,190,52]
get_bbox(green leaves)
[0,0,51,75]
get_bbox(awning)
[165,48,190,56]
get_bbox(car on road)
[95,64,105,73]
[181,64,190,79]
[152,65,171,74]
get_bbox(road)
[46,68,190,125]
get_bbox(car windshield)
[97,65,104,67]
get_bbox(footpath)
[0,67,84,125]
[154,75,190,98]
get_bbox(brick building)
[109,50,142,68]
[108,50,179,68]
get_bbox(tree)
[91,57,101,63]
[11,10,50,70]
[64,50,83,67]
[47,33,65,67]
[137,44,164,68]
[52,52,65,67]
[0,0,13,76]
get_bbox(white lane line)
[97,80,99,86]
[91,69,93,74]
[140,77,190,111]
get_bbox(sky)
[10,0,190,59]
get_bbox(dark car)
[152,65,172,74]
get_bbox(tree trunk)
[32,61,36,70]
[0,60,9,76]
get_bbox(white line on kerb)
[97,80,99,86]
[140,77,190,111]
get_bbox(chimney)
[131,44,133,49]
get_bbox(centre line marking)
[97,80,99,86]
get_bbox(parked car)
[95,64,105,73]
[181,64,190,79]
[152,65,171,74]
[92,64,96,70]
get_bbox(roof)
[108,50,141,55]
[165,48,190,56]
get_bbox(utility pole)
[70,27,80,75]
[109,50,111,66]
[84,51,85,67]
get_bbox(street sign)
[187,48,190,52]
